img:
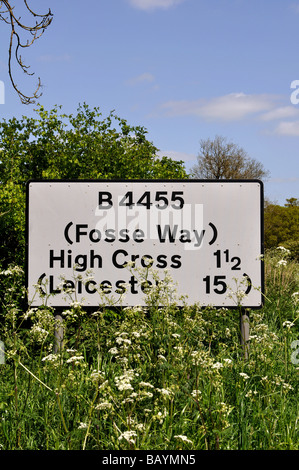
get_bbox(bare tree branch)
[191,135,270,180]
[0,1,53,104]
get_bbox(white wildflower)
[99,380,109,391]
[78,422,88,429]
[239,372,250,380]
[157,354,167,362]
[0,266,23,276]
[283,321,295,329]
[276,246,290,254]
[42,353,59,363]
[115,370,135,392]
[62,309,78,320]
[139,390,153,399]
[70,301,83,308]
[139,381,154,388]
[132,331,141,338]
[225,328,231,337]
[276,259,287,267]
[135,423,145,431]
[116,333,132,345]
[282,383,293,391]
[156,388,174,398]
[108,347,119,355]
[95,401,113,411]
[66,355,84,364]
[23,308,37,320]
[212,362,223,369]
[173,345,184,355]
[174,435,193,445]
[30,325,48,342]
[223,358,233,365]
[116,382,133,391]
[172,333,181,339]
[121,397,134,404]
[118,430,137,444]
[272,375,283,386]
[153,408,168,424]
[117,357,129,365]
[90,370,105,382]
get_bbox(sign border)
[25,178,264,310]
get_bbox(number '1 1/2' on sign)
[213,249,241,270]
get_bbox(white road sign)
[26,180,264,308]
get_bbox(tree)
[0,103,187,266]
[285,197,299,207]
[264,200,299,260]
[191,135,269,180]
[0,1,53,104]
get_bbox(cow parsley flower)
[78,422,88,429]
[276,246,290,254]
[239,372,250,380]
[108,347,119,355]
[291,292,299,304]
[115,370,136,392]
[118,430,137,444]
[66,355,84,365]
[42,353,59,363]
[283,320,295,329]
[174,435,193,445]
[212,362,223,369]
[276,259,287,267]
[95,401,113,411]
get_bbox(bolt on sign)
[26,180,264,308]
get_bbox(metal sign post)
[240,308,250,359]
[53,314,64,354]
[0,340,5,364]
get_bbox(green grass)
[0,248,298,450]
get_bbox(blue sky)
[0,0,299,205]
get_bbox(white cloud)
[260,106,299,121]
[128,0,186,11]
[126,72,155,86]
[155,91,299,137]
[274,120,299,136]
[160,93,277,121]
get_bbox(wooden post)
[0,340,5,364]
[240,308,250,359]
[53,314,64,354]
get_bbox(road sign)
[26,179,264,308]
